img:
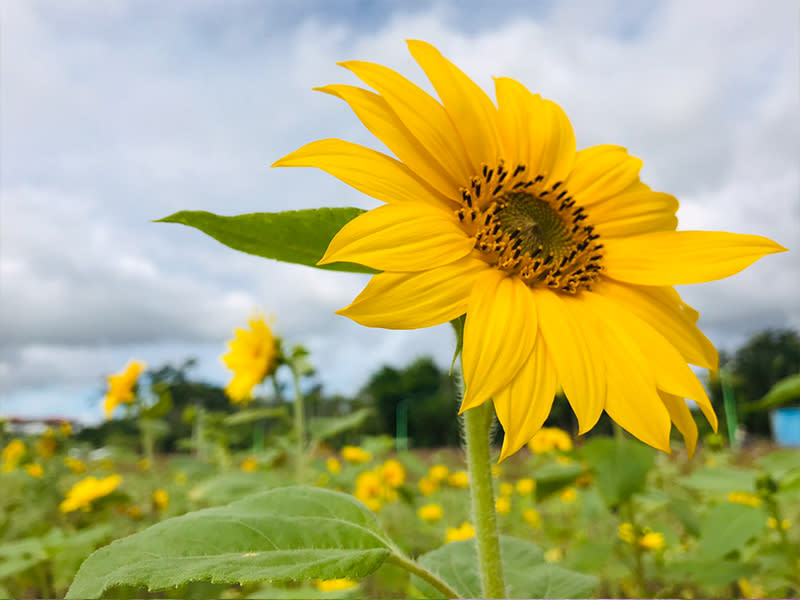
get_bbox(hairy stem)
[388,553,462,599]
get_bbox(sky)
[1,0,798,423]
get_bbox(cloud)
[1,0,797,419]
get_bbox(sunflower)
[273,41,786,459]
[104,360,146,419]
[221,316,279,405]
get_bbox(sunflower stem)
[462,389,506,598]
[290,368,306,484]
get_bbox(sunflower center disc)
[495,192,573,260]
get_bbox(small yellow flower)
[60,475,122,513]
[445,522,476,543]
[36,428,57,457]
[728,491,762,507]
[516,477,536,495]
[523,508,542,528]
[315,578,358,592]
[59,421,73,437]
[639,531,665,551]
[738,578,766,600]
[25,463,44,478]
[559,487,577,503]
[767,517,791,531]
[544,548,564,563]
[495,496,511,514]
[618,522,636,544]
[341,445,372,464]
[221,316,278,405]
[499,482,514,497]
[447,470,470,488]
[418,476,439,496]
[104,360,146,419]
[528,428,574,454]
[1,439,26,472]
[417,503,444,522]
[152,489,169,511]
[326,457,342,474]
[428,464,449,482]
[355,470,386,512]
[64,457,87,474]
[380,459,406,488]
[240,457,258,472]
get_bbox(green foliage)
[580,437,655,509]
[532,462,586,502]
[744,374,800,413]
[156,208,375,274]
[413,536,597,599]
[223,407,289,426]
[67,487,394,599]
[698,502,766,558]
[309,408,374,443]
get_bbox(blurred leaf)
[669,497,702,537]
[223,407,289,426]
[754,449,800,481]
[141,383,173,419]
[699,502,765,558]
[742,374,800,413]
[189,471,282,506]
[532,462,585,502]
[67,487,393,599]
[580,438,654,509]
[156,209,375,274]
[681,467,755,493]
[309,408,373,443]
[413,536,596,599]
[667,557,758,586]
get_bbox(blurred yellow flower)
[2,439,26,472]
[417,503,444,522]
[639,531,665,551]
[36,428,57,458]
[767,517,790,531]
[354,470,387,512]
[380,459,406,488]
[418,476,439,496]
[445,522,476,543]
[138,458,151,471]
[618,522,636,544]
[728,491,762,507]
[523,508,542,528]
[60,475,122,513]
[498,482,514,497]
[59,421,73,437]
[559,487,577,503]
[544,548,564,563]
[495,496,511,514]
[447,470,470,488]
[221,316,278,405]
[25,463,44,478]
[341,445,372,464]
[428,464,449,482]
[326,457,342,474]
[64,456,87,474]
[104,360,146,419]
[153,489,169,511]
[738,578,766,600]
[240,457,258,472]
[127,505,143,519]
[516,477,536,495]
[315,578,358,592]
[528,427,573,454]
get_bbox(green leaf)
[223,407,289,426]
[680,467,756,493]
[699,502,765,558]
[67,487,393,599]
[743,373,800,413]
[309,408,373,442]
[413,536,596,599]
[580,437,654,509]
[532,462,585,502]
[188,471,283,506]
[157,208,376,274]
[448,315,465,374]
[754,448,800,481]
[667,557,758,586]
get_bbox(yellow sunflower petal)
[272,138,450,208]
[533,290,605,434]
[604,230,787,286]
[596,279,718,370]
[337,255,489,329]
[494,335,558,461]
[339,60,474,184]
[592,304,673,452]
[315,84,459,200]
[460,270,538,413]
[660,392,699,458]
[590,292,717,431]
[566,145,643,207]
[591,191,678,238]
[318,202,473,271]
[407,40,503,173]
[493,76,575,186]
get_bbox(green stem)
[388,553,462,599]
[463,394,506,598]
[290,369,306,483]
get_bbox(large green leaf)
[699,502,765,558]
[413,536,596,599]
[309,408,373,442]
[580,437,654,509]
[67,487,394,599]
[680,467,755,493]
[157,208,376,274]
